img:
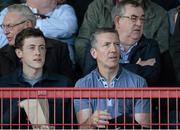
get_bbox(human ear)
[90,48,97,59]
[114,16,121,29]
[15,48,23,59]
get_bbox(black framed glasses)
[121,15,145,23]
[0,20,27,31]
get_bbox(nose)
[135,18,143,26]
[110,43,119,53]
[35,47,41,55]
[3,27,10,35]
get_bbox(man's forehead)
[3,12,22,24]
[98,32,118,37]
[124,4,144,16]
[97,33,119,42]
[23,37,45,46]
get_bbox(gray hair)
[8,4,36,27]
[111,0,144,22]
[90,28,119,48]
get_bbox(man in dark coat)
[0,28,73,129]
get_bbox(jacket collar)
[8,68,60,86]
[95,65,122,81]
[127,35,147,60]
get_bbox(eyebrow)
[131,14,145,17]
[27,44,45,47]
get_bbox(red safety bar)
[0,87,180,129]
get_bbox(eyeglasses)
[121,15,145,23]
[0,20,27,31]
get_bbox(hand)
[136,58,156,66]
[90,110,112,128]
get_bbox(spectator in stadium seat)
[75,0,168,73]
[0,0,78,64]
[170,12,180,85]
[74,28,150,129]
[0,28,73,129]
[84,0,161,86]
[0,4,74,81]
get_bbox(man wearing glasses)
[112,0,161,86]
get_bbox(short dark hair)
[15,28,45,49]
[90,27,119,48]
[112,0,144,21]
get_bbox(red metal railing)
[0,87,180,129]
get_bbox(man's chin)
[8,42,15,46]
[132,36,141,42]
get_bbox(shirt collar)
[95,66,122,82]
[120,41,138,54]
[10,68,59,85]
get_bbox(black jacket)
[170,13,180,85]
[121,36,161,86]
[0,69,73,129]
[0,38,74,81]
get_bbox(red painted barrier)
[0,87,179,129]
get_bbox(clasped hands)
[90,110,112,128]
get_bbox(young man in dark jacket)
[0,28,73,129]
